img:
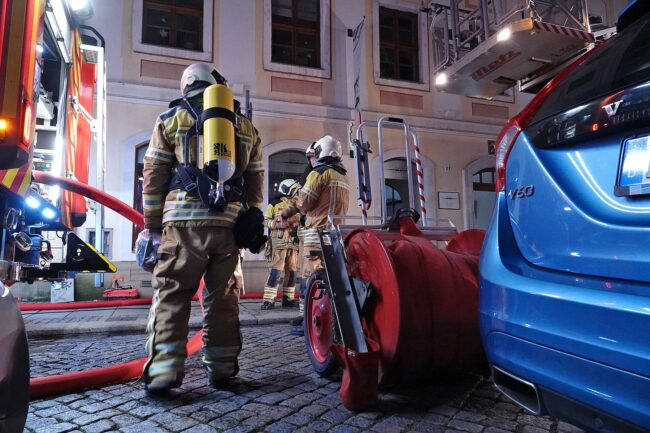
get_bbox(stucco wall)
[82,0,622,293]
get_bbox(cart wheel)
[304,270,339,377]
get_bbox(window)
[472,168,496,192]
[132,143,147,248]
[379,7,419,82]
[87,229,114,260]
[132,0,213,61]
[142,0,203,51]
[531,15,650,124]
[264,0,331,78]
[271,0,320,68]
[268,150,307,201]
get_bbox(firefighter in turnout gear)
[282,136,350,335]
[261,179,301,310]
[141,63,264,394]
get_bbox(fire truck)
[0,1,109,431]
[0,0,111,283]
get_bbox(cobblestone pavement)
[26,325,583,433]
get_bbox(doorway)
[384,158,418,220]
[471,168,496,230]
[462,156,496,230]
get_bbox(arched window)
[268,150,307,200]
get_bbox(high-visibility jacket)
[265,197,300,250]
[142,99,264,230]
[295,165,350,251]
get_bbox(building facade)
[76,0,623,295]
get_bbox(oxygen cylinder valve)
[209,182,228,210]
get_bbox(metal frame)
[429,0,590,74]
[318,228,368,353]
[354,116,427,227]
[78,44,107,287]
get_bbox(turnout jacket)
[143,100,264,230]
[265,197,300,250]
[287,163,350,251]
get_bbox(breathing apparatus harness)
[169,96,245,212]
[167,91,268,254]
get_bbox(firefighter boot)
[282,296,299,308]
[145,370,184,395]
[262,269,280,310]
[203,347,240,388]
[282,271,298,307]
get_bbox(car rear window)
[531,13,650,124]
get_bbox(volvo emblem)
[603,100,623,117]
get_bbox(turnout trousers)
[263,248,298,304]
[143,225,240,384]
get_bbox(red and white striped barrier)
[411,131,427,224]
[533,21,595,42]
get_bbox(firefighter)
[262,178,301,310]
[293,142,316,317]
[283,136,350,335]
[140,63,264,394]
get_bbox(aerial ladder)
[427,0,598,98]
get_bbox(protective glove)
[234,207,268,254]
[135,229,161,273]
[275,216,290,229]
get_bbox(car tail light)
[495,122,521,192]
[494,44,604,192]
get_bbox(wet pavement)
[25,322,584,433]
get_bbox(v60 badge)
[508,185,535,199]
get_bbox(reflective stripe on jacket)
[265,197,300,250]
[296,167,349,250]
[143,101,264,229]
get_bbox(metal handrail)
[430,6,450,73]
[355,117,428,228]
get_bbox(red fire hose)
[20,292,279,312]
[33,171,145,228]
[28,172,205,399]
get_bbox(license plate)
[615,135,650,197]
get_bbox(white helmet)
[306,141,316,157]
[278,179,300,197]
[180,63,227,98]
[313,135,342,159]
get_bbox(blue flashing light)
[26,196,40,209]
[42,208,57,220]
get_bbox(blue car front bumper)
[479,194,650,431]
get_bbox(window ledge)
[375,75,430,91]
[264,61,330,79]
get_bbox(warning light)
[22,104,32,144]
[592,123,599,132]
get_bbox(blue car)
[479,3,650,432]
